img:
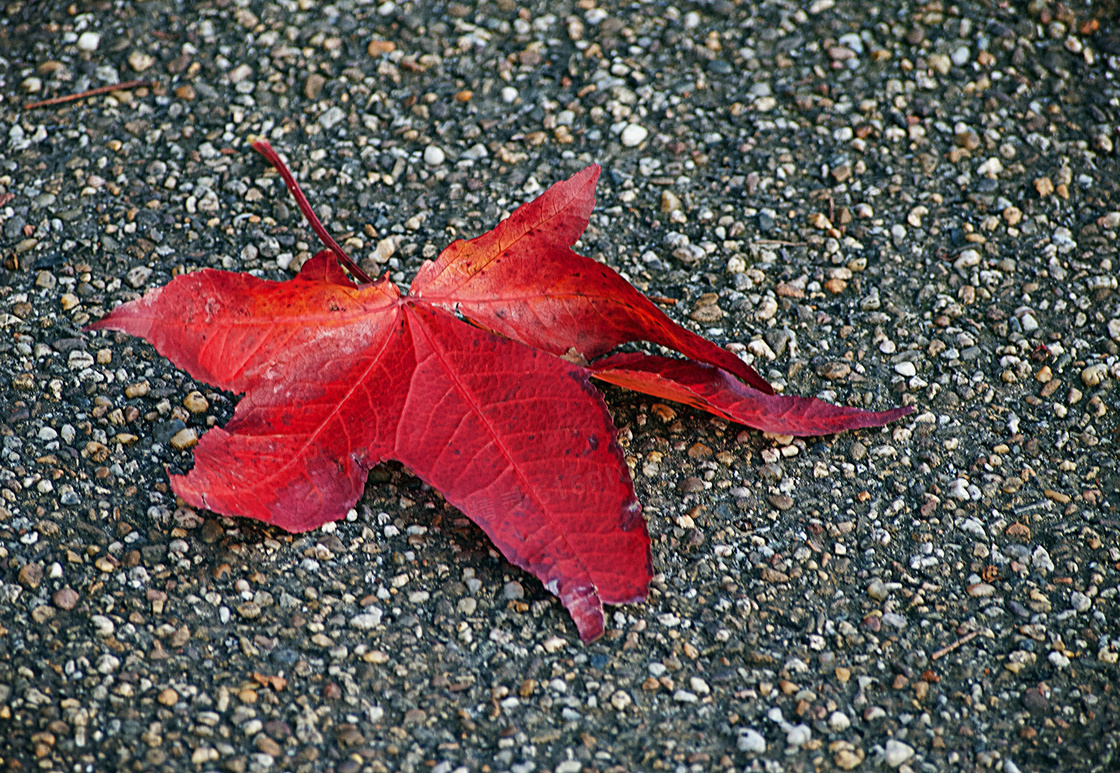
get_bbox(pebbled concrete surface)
[1,1,1118,772]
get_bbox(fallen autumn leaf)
[89,142,912,641]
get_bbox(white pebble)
[786,724,811,747]
[620,123,648,147]
[894,361,917,377]
[500,87,518,104]
[885,739,915,767]
[756,295,778,321]
[948,478,971,500]
[954,249,981,269]
[1081,363,1106,387]
[829,711,851,732]
[737,729,766,754]
[77,32,101,52]
[423,145,445,166]
[350,609,383,630]
[90,615,115,637]
[318,106,345,130]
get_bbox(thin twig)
[931,629,979,660]
[24,80,154,110]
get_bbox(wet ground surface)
[1,1,1119,771]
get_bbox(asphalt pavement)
[1,1,1118,771]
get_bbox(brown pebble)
[776,282,805,298]
[125,381,150,399]
[200,519,224,543]
[678,476,706,493]
[759,567,790,584]
[53,587,79,610]
[768,494,794,511]
[157,688,179,706]
[170,428,199,450]
[686,443,711,460]
[255,735,282,757]
[18,562,43,589]
[183,391,210,414]
[955,130,981,150]
[304,73,326,101]
[824,278,848,294]
[367,39,396,56]
[1005,522,1031,540]
[661,190,682,213]
[690,304,724,323]
[818,361,852,380]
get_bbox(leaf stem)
[251,140,374,284]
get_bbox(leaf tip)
[559,584,605,643]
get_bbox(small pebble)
[183,391,209,414]
[350,610,382,630]
[868,579,888,601]
[423,145,445,166]
[894,361,917,377]
[737,729,766,754]
[620,123,648,147]
[128,50,154,72]
[884,739,915,767]
[77,31,100,52]
[1081,364,1106,387]
[169,428,199,450]
[53,587,79,610]
[786,724,811,747]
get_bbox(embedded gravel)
[1,1,1119,772]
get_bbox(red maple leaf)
[89,142,912,642]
